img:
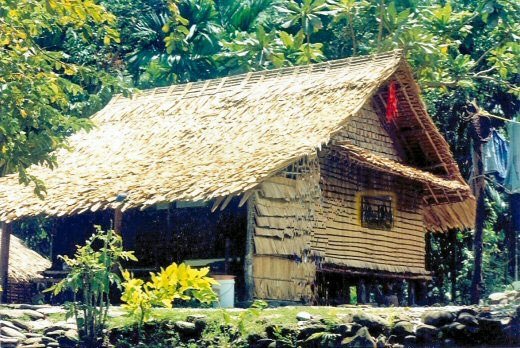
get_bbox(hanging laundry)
[483,129,509,180]
[505,122,520,194]
[386,81,398,123]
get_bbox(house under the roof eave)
[0,50,475,304]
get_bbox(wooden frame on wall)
[355,190,397,231]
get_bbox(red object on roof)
[386,81,398,123]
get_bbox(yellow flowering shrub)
[121,263,218,327]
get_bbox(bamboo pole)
[244,193,256,302]
[0,222,12,303]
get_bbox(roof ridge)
[121,50,404,101]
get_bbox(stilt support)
[0,222,12,303]
[244,194,256,302]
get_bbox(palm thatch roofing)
[0,232,50,283]
[0,50,474,231]
[334,142,469,191]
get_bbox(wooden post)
[345,284,351,305]
[114,208,123,235]
[416,280,428,306]
[357,278,367,304]
[224,237,231,274]
[244,194,256,302]
[0,222,12,303]
[408,280,416,306]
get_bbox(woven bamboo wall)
[252,157,320,301]
[314,154,427,274]
[313,100,428,275]
[334,102,402,161]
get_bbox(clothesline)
[479,111,520,125]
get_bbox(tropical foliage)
[121,263,217,329]
[48,227,137,345]
[0,0,129,194]
[5,0,520,304]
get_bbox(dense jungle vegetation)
[2,0,519,304]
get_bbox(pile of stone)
[0,304,77,348]
[249,307,520,348]
[488,290,520,305]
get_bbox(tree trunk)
[470,114,488,305]
[511,194,520,281]
[449,229,458,303]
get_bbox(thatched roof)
[334,143,468,191]
[1,232,50,282]
[0,50,473,231]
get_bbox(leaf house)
[0,51,475,305]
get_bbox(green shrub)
[48,226,137,346]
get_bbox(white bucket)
[212,276,235,308]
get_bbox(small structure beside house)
[0,232,50,302]
[0,51,475,305]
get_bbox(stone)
[390,321,414,340]
[0,320,20,332]
[45,330,66,337]
[353,313,390,337]
[1,326,26,339]
[35,307,65,316]
[11,319,32,331]
[0,309,25,319]
[457,312,478,327]
[18,304,41,310]
[21,309,45,320]
[488,292,508,304]
[247,332,266,345]
[186,314,208,333]
[297,324,327,340]
[421,310,454,327]
[402,335,416,347]
[31,319,53,332]
[46,343,60,347]
[0,336,19,347]
[56,332,79,348]
[415,324,439,343]
[333,323,352,337]
[341,327,376,348]
[296,311,312,321]
[441,321,475,343]
[253,338,276,348]
[375,334,386,348]
[21,344,45,348]
[174,321,198,336]
[456,308,478,318]
[24,337,43,344]
[43,323,76,334]
[186,314,208,322]
[41,336,58,344]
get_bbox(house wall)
[334,101,402,161]
[252,157,320,302]
[312,100,427,275]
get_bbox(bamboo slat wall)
[252,159,320,301]
[313,108,430,275]
[333,102,402,161]
[253,256,315,302]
